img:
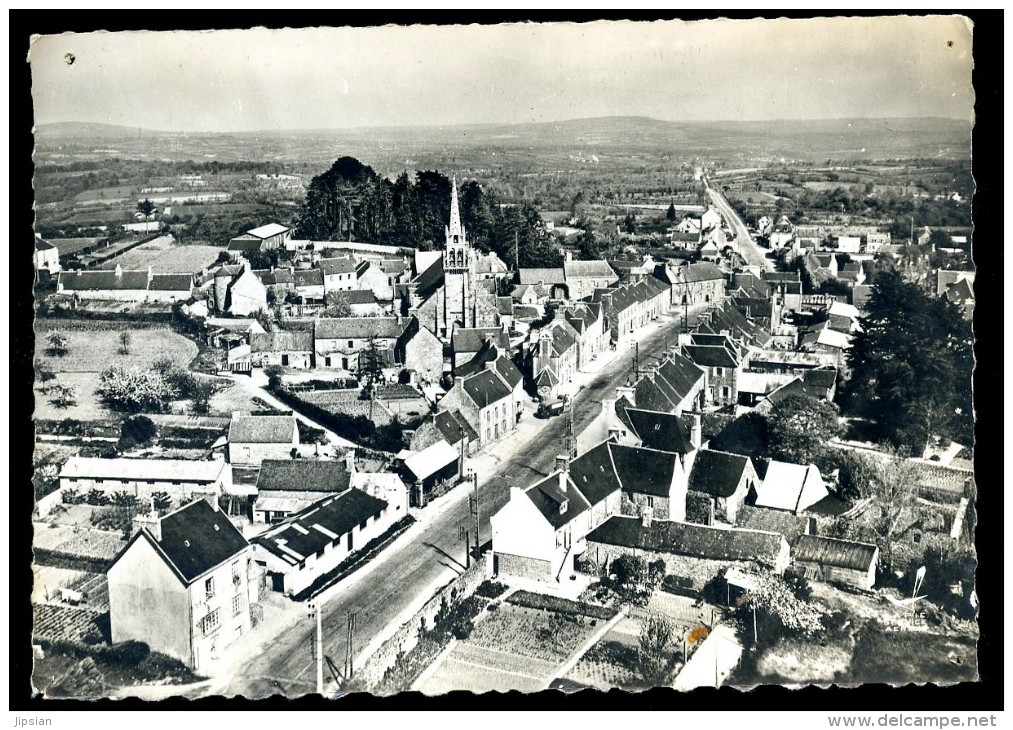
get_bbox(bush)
[474,580,509,599]
[107,640,151,667]
[85,489,109,506]
[506,590,615,620]
[119,414,158,451]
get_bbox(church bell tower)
[443,176,475,328]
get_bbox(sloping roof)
[253,269,295,286]
[315,317,403,340]
[58,270,150,291]
[149,273,193,291]
[567,441,623,506]
[792,534,878,572]
[564,259,616,280]
[227,237,263,253]
[587,515,785,566]
[802,367,837,394]
[254,488,387,565]
[433,409,479,444]
[60,456,225,483]
[525,473,591,530]
[936,269,975,297]
[318,257,358,276]
[679,262,725,283]
[655,352,706,405]
[683,344,738,369]
[411,257,445,299]
[494,354,523,389]
[294,269,324,288]
[256,459,351,493]
[497,296,514,315]
[518,268,565,285]
[36,238,57,251]
[624,408,694,455]
[610,444,679,498]
[343,289,378,305]
[452,327,509,354]
[754,460,828,513]
[735,505,808,541]
[688,449,750,498]
[944,277,974,303]
[461,369,512,408]
[147,499,250,584]
[403,440,459,481]
[534,368,559,387]
[228,414,297,444]
[250,331,314,353]
[247,223,289,239]
[815,328,851,351]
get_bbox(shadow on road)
[423,541,467,573]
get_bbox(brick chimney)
[133,503,162,541]
[344,451,356,474]
[690,412,703,449]
[556,454,569,492]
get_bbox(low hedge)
[506,590,616,620]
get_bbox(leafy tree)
[622,213,637,234]
[49,384,79,409]
[865,450,920,571]
[638,614,676,684]
[98,366,175,413]
[118,332,132,355]
[264,365,285,391]
[324,291,353,318]
[36,362,56,383]
[606,553,663,606]
[765,393,841,465]
[738,571,825,638]
[85,489,110,506]
[45,331,69,357]
[814,448,876,504]
[119,414,158,450]
[577,229,602,260]
[360,336,387,385]
[191,380,216,415]
[666,202,677,221]
[844,270,973,450]
[137,198,157,217]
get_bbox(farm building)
[396,439,460,506]
[250,331,314,369]
[227,414,300,467]
[108,498,260,672]
[253,457,353,524]
[58,456,233,503]
[752,459,830,515]
[791,534,879,590]
[56,266,193,302]
[34,238,61,273]
[253,487,394,596]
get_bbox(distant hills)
[34,115,972,164]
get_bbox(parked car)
[536,397,567,419]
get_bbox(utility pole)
[469,471,480,558]
[459,526,470,569]
[308,601,323,695]
[344,611,357,681]
[633,341,640,381]
[515,230,519,270]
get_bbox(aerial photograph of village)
[26,16,979,702]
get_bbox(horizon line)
[35,113,974,136]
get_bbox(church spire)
[448,175,463,239]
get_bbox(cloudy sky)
[30,16,974,132]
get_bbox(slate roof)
[535,368,559,387]
[254,268,295,286]
[497,296,514,315]
[683,344,738,369]
[254,488,387,565]
[58,270,150,291]
[256,459,351,493]
[735,505,807,541]
[343,289,379,305]
[250,331,314,353]
[802,367,837,393]
[511,284,550,301]
[688,449,751,498]
[461,370,513,408]
[318,257,358,276]
[586,515,785,566]
[452,327,510,354]
[610,444,679,498]
[433,409,479,444]
[564,259,616,280]
[944,278,974,303]
[525,473,591,530]
[622,408,695,454]
[697,301,772,348]
[149,273,193,291]
[315,317,403,340]
[411,257,445,300]
[513,305,541,321]
[139,499,250,584]
[760,271,800,284]
[36,238,57,251]
[228,414,298,444]
[679,262,725,283]
[762,377,821,406]
[227,237,263,253]
[936,270,975,297]
[294,269,324,288]
[792,534,878,572]
[733,296,774,319]
[518,268,565,285]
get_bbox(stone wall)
[354,559,488,689]
[583,540,747,593]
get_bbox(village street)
[210,308,708,698]
[705,182,776,272]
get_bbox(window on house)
[204,577,215,599]
[348,340,354,348]
[201,608,220,635]
[647,496,655,508]
[231,561,241,585]
[232,595,242,617]
[359,519,368,531]
[714,367,724,377]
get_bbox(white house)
[752,459,830,514]
[227,414,300,467]
[58,457,233,502]
[34,238,61,274]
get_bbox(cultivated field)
[98,237,223,273]
[418,602,601,695]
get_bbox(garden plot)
[562,613,647,690]
[33,522,125,561]
[418,603,601,695]
[33,603,108,644]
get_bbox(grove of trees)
[296,158,563,267]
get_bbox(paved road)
[218,311,699,698]
[704,182,775,271]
